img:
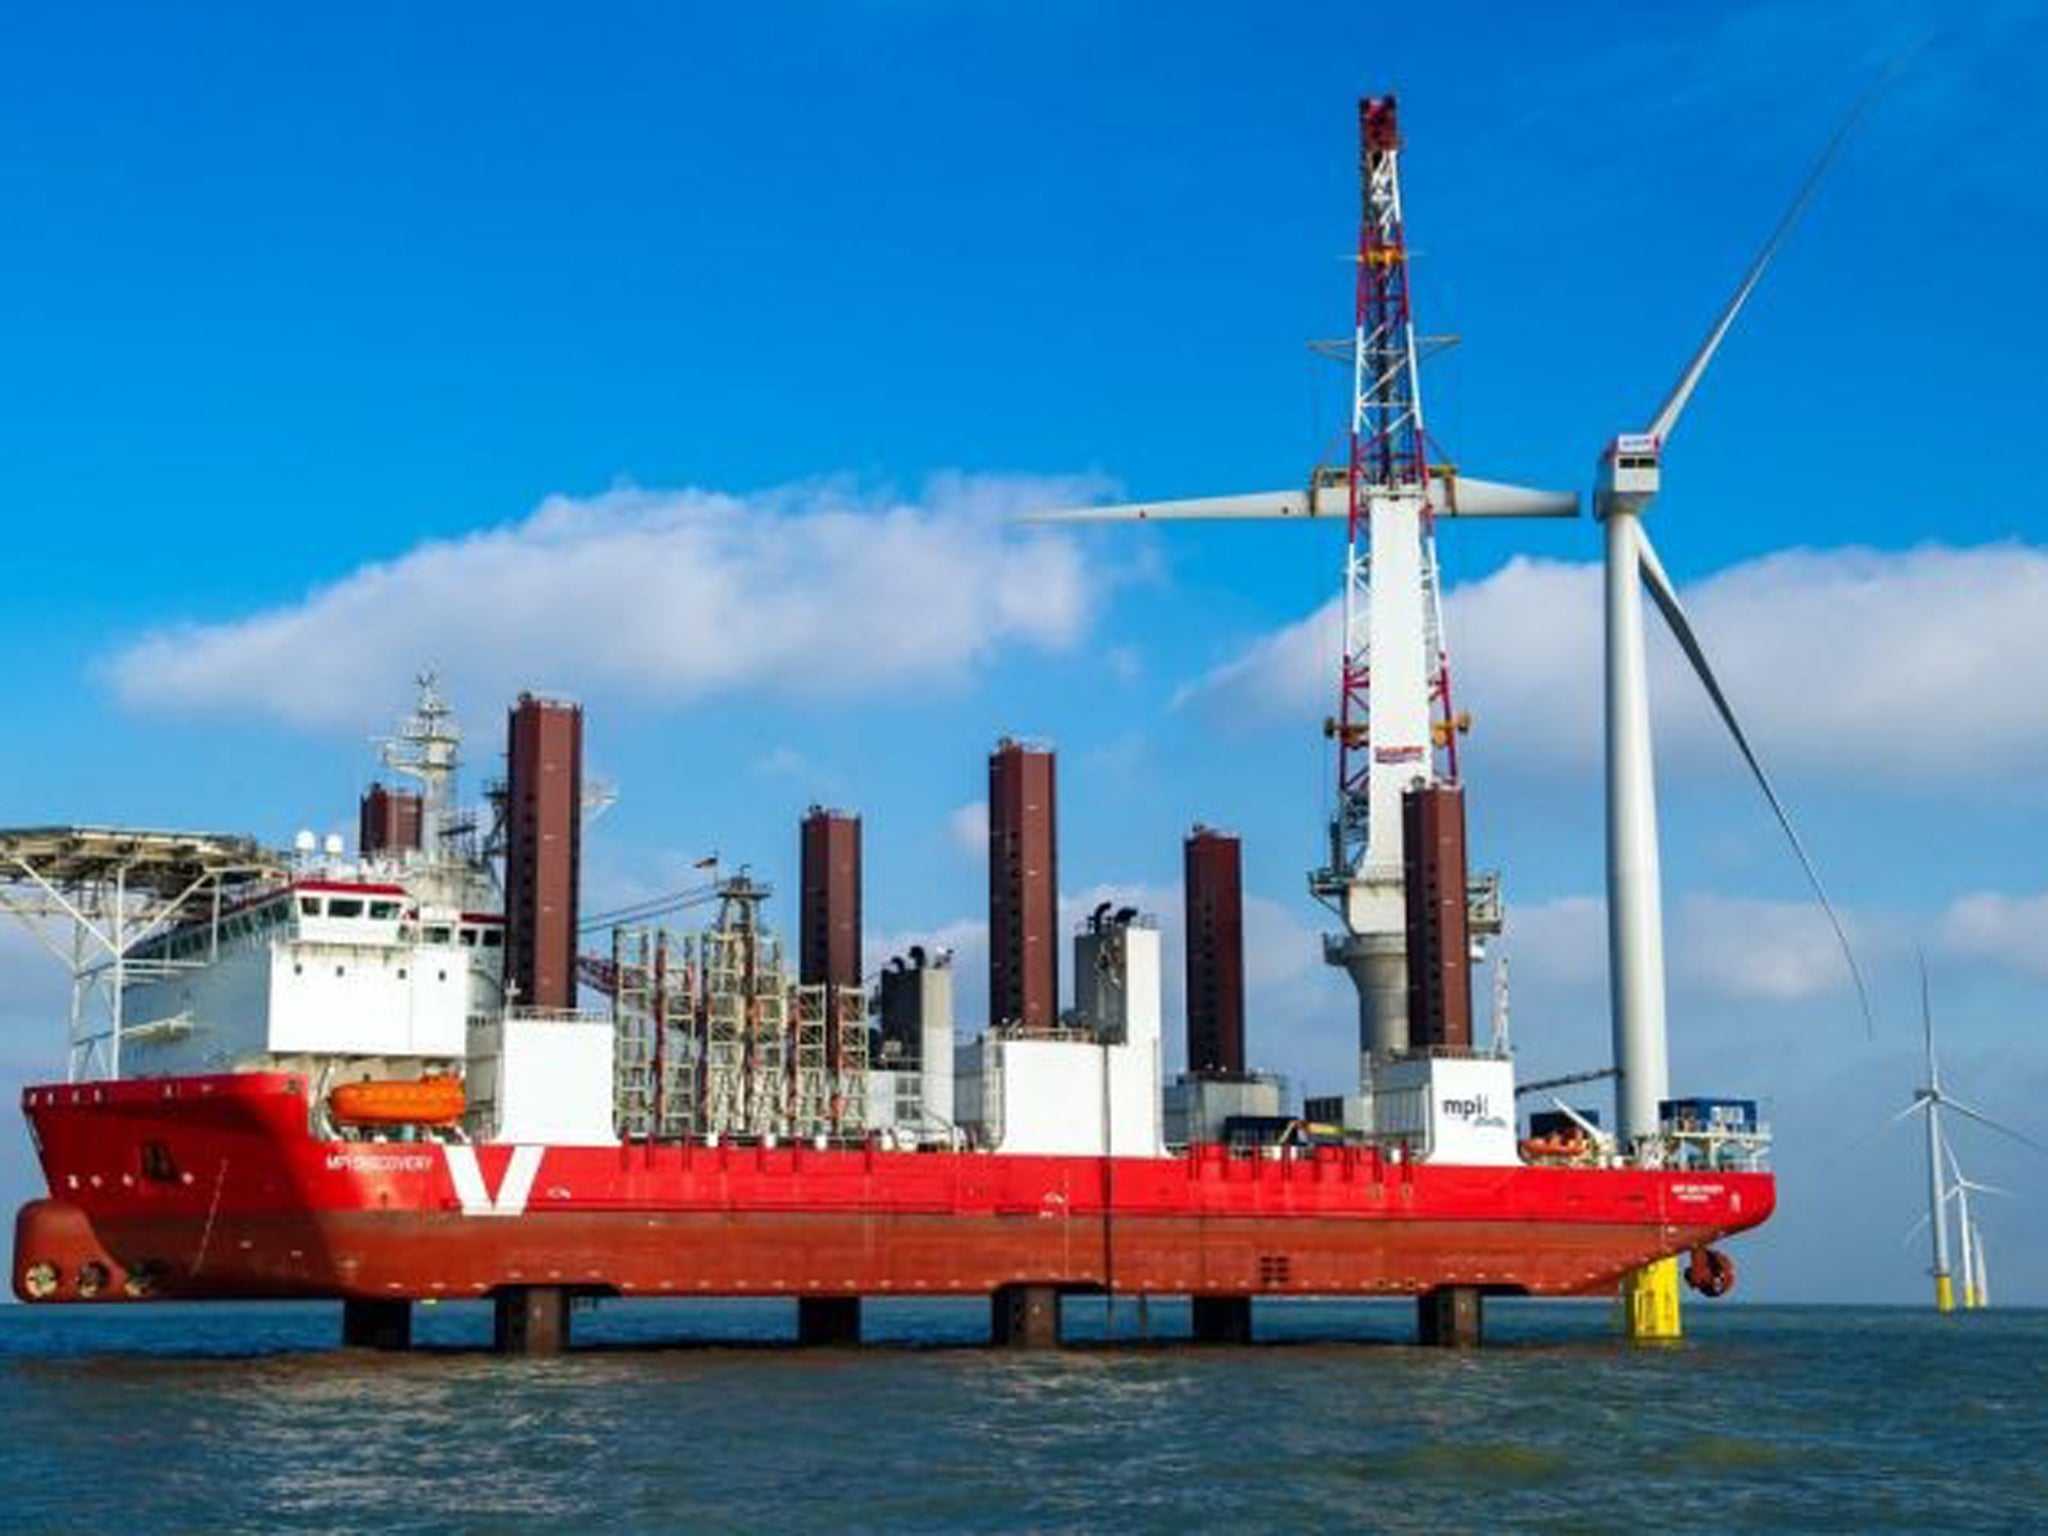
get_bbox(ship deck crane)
[1026,96,1576,1085]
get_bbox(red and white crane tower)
[1315,95,1467,1067]
[1028,95,1575,1082]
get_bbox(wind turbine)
[1899,1164,1995,1312]
[1945,1143,2008,1310]
[1899,958,2042,1310]
[1593,101,1887,1338]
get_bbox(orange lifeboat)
[329,1075,465,1128]
[1518,1132,1590,1163]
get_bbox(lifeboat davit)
[329,1075,465,1128]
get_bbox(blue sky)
[4,0,2047,1304]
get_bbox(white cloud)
[108,472,1112,731]
[1673,894,1862,1004]
[945,800,989,859]
[1173,598,1332,717]
[1180,543,2048,790]
[1507,891,1865,1007]
[1939,891,2048,980]
[1503,895,1607,993]
[864,916,987,984]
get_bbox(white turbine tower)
[1595,104,1882,1339]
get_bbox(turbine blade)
[1645,65,1903,445]
[1431,472,1580,518]
[1636,530,1876,1036]
[1920,948,1940,1087]
[1019,476,1582,524]
[1889,1096,1929,1127]
[1940,1095,2048,1156]
[1015,490,1314,524]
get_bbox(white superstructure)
[1365,1055,1519,1167]
[120,880,500,1078]
[467,1009,617,1145]
[954,911,1165,1158]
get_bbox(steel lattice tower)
[1316,95,1463,1072]
[1331,95,1458,880]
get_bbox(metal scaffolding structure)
[0,828,286,1082]
[599,873,869,1144]
[609,926,698,1141]
[701,877,778,1138]
[832,984,869,1134]
[792,984,831,1135]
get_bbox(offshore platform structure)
[1025,96,1575,1090]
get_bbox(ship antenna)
[379,671,463,869]
[1490,950,1512,1058]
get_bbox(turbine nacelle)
[1594,434,1662,521]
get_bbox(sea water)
[1,1300,2041,1533]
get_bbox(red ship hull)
[14,1073,1774,1305]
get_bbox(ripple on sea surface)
[2,1301,2043,1534]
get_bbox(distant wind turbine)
[1902,1143,2009,1312]
[1945,1141,2009,1310]
[1898,956,2043,1311]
